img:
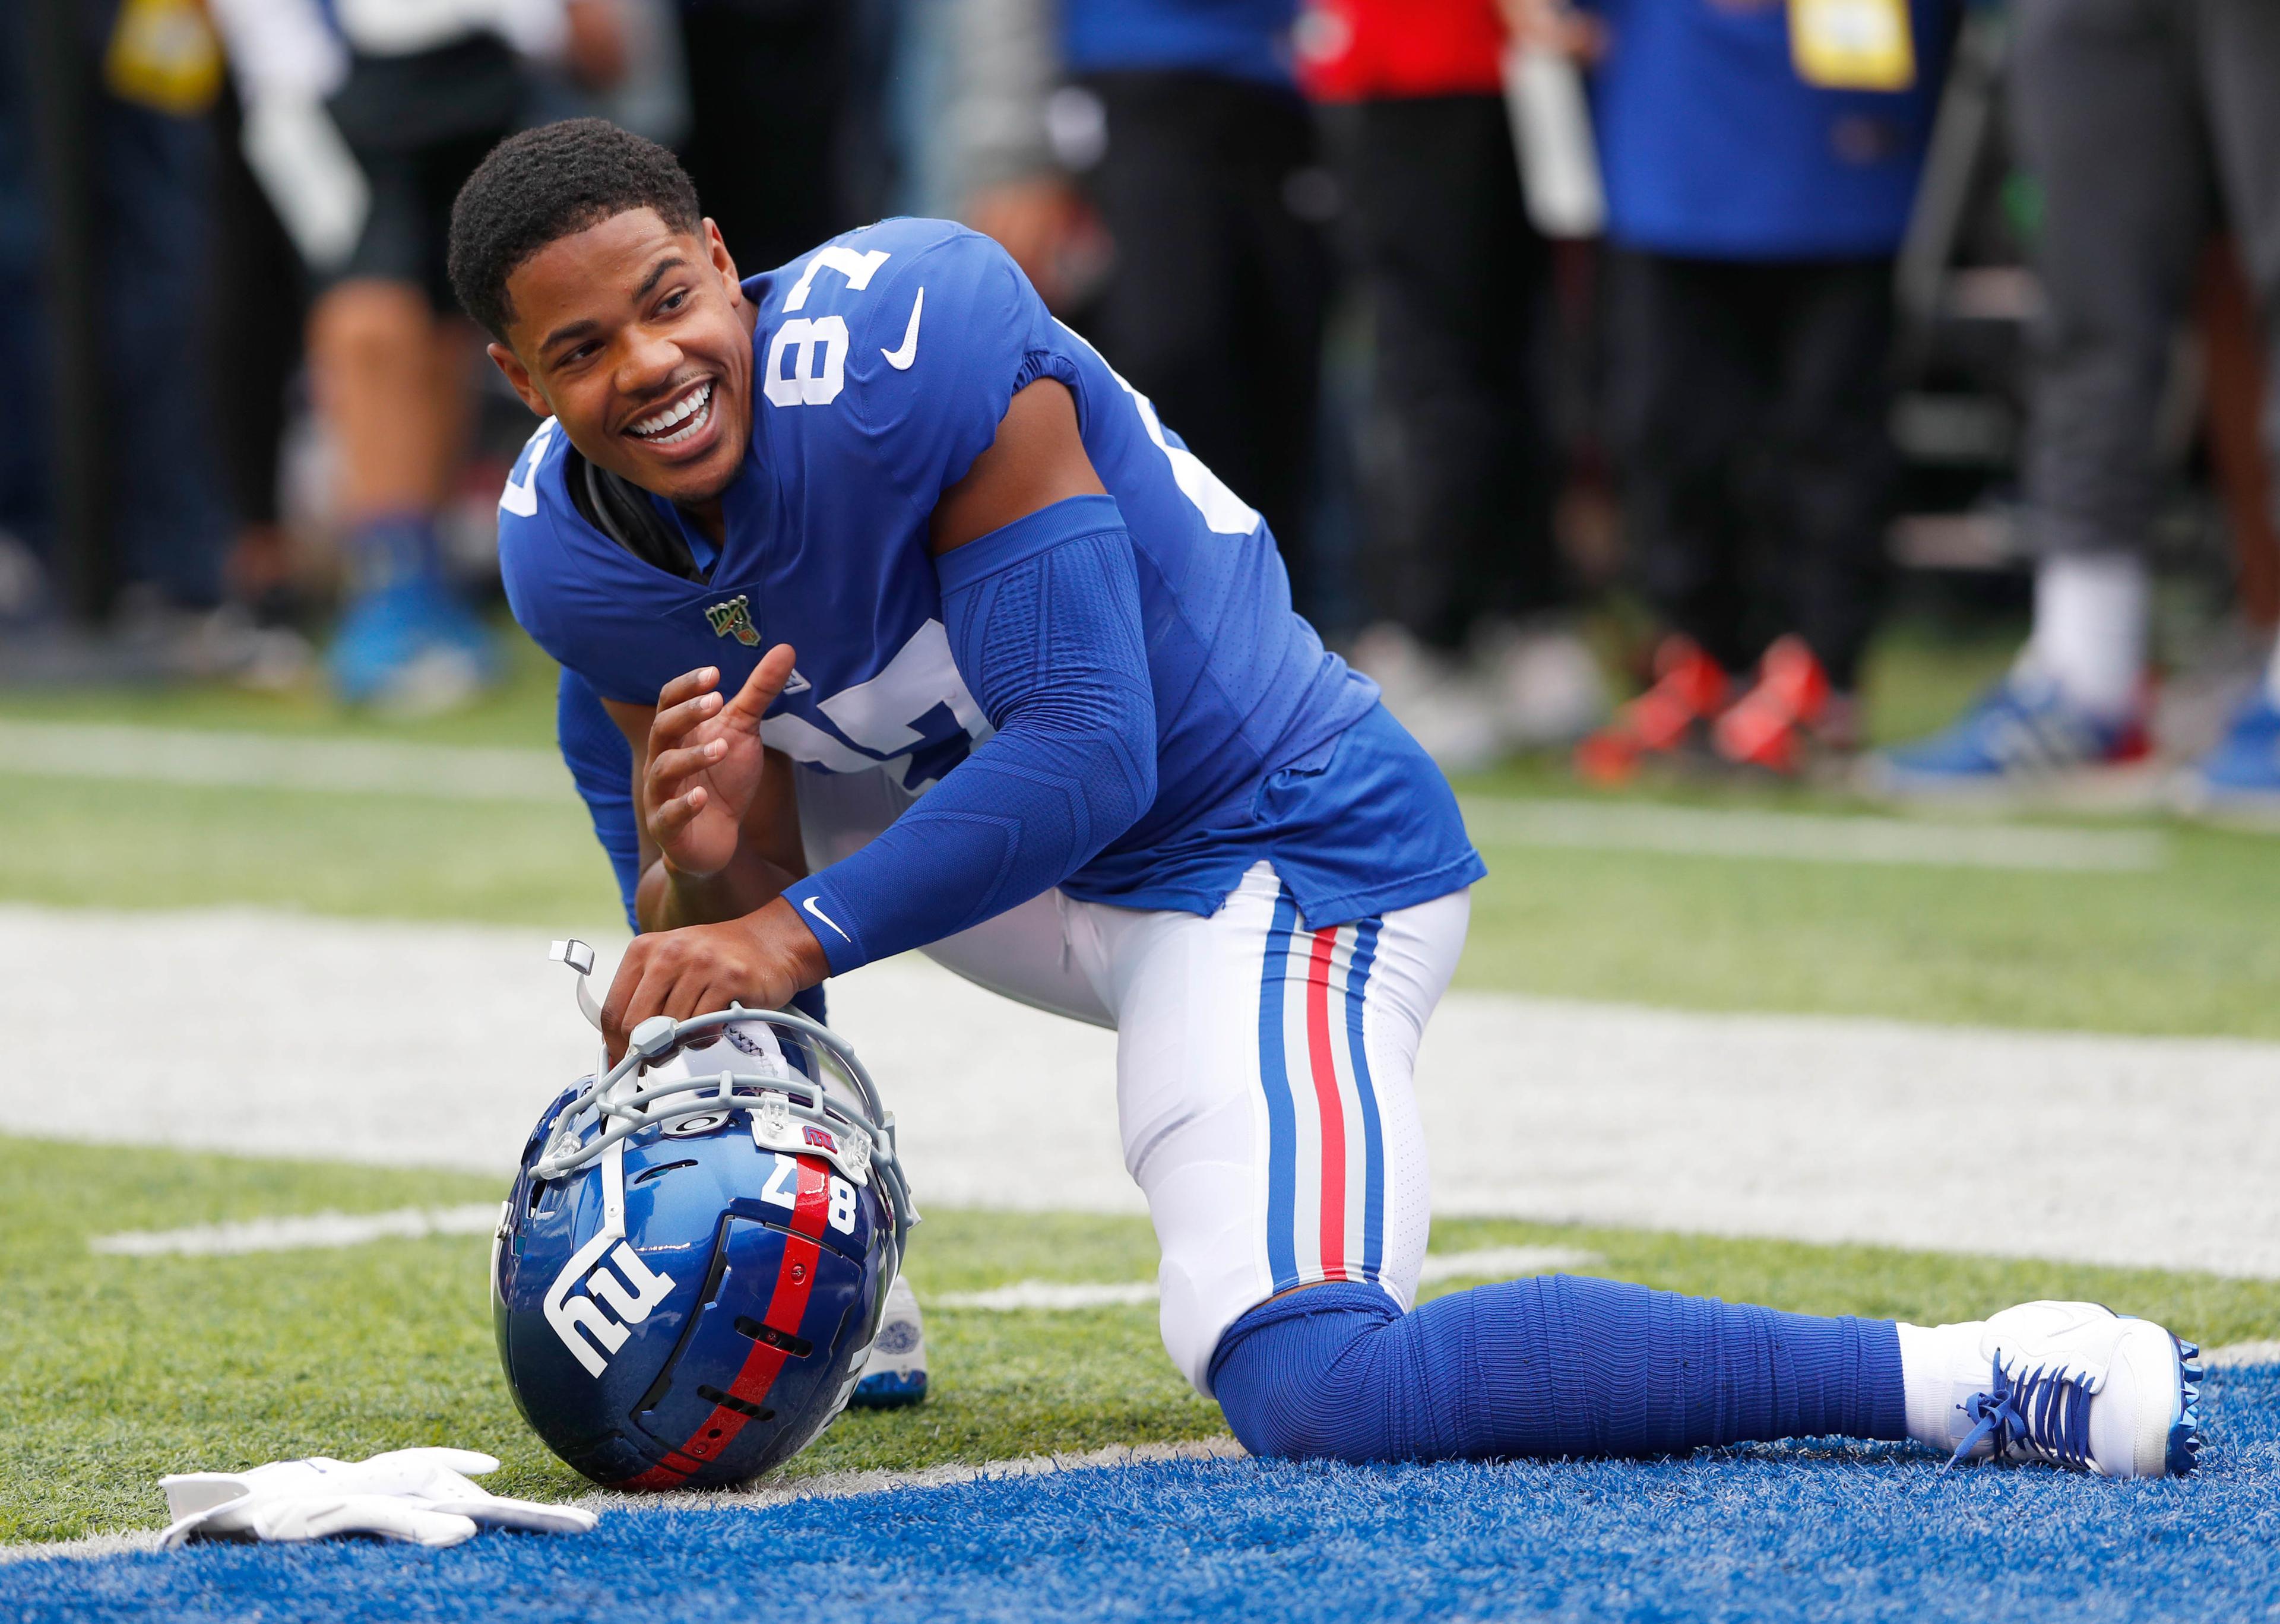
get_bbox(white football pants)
[796,762,1470,1393]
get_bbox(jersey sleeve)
[821,223,1068,512]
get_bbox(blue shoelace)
[1945,1354,2094,1470]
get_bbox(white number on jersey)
[1054,320,1259,535]
[764,316,850,408]
[499,418,556,517]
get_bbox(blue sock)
[1208,1277,1906,1463]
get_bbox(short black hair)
[448,119,704,342]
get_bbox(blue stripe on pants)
[1258,887,1301,1291]
[1344,917,1385,1286]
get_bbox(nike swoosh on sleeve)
[882,286,923,371]
[802,895,853,943]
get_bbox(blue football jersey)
[499,218,1480,927]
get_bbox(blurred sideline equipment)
[1502,45,1601,239]
[159,1448,596,1549]
[493,943,917,1488]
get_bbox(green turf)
[0,619,565,748]
[6,1134,2274,1544]
[0,778,620,927]
[1451,815,2280,1037]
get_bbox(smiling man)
[446,119,2202,1479]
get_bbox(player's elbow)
[1007,678,1158,843]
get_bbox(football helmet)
[492,941,917,1489]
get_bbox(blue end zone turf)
[15,1365,2279,1623]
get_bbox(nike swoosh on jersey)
[882,287,924,371]
[802,895,852,942]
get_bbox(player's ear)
[487,341,550,418]
[703,219,742,299]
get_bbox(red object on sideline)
[1296,0,1506,102]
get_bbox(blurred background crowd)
[6,0,2280,805]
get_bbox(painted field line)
[1459,796,2166,873]
[935,1280,1157,1310]
[88,1204,501,1257]
[0,1530,164,1568]
[0,720,568,803]
[0,1440,1253,1563]
[930,1248,1601,1312]
[13,906,2280,1278]
[582,1436,1249,1516]
[2209,1340,2280,1368]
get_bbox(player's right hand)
[640,647,796,881]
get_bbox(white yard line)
[933,1280,1159,1310]
[1458,796,2167,872]
[578,1436,1250,1515]
[89,1205,502,1256]
[926,1247,1600,1312]
[0,721,569,803]
[6,905,2278,1278]
[0,723,2163,873]
[2208,1340,2280,1368]
[0,1441,1253,1565]
[0,1530,165,1567]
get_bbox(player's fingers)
[721,644,797,726]
[647,688,725,752]
[653,666,720,713]
[645,740,726,798]
[647,786,707,840]
[608,958,682,1065]
[598,942,652,1061]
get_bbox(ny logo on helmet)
[705,594,761,647]
[545,1240,676,1376]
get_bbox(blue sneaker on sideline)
[2180,688,2280,814]
[328,575,499,714]
[1863,671,2146,800]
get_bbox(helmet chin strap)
[550,939,605,1033]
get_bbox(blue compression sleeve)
[1209,1279,1906,1463]
[780,495,1157,973]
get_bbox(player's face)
[490,208,756,511]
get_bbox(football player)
[449,120,2201,1477]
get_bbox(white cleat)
[1914,1301,2203,1478]
[849,1272,929,1408]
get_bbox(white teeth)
[629,381,713,443]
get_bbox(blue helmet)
[492,942,917,1490]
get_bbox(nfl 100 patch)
[706,594,761,647]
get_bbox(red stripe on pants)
[1304,925,1349,1281]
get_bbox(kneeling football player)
[451,121,2201,1479]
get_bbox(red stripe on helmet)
[651,1157,834,1474]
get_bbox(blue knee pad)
[1208,1277,1905,1464]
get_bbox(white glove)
[159,1448,597,1549]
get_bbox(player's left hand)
[600,897,830,1062]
